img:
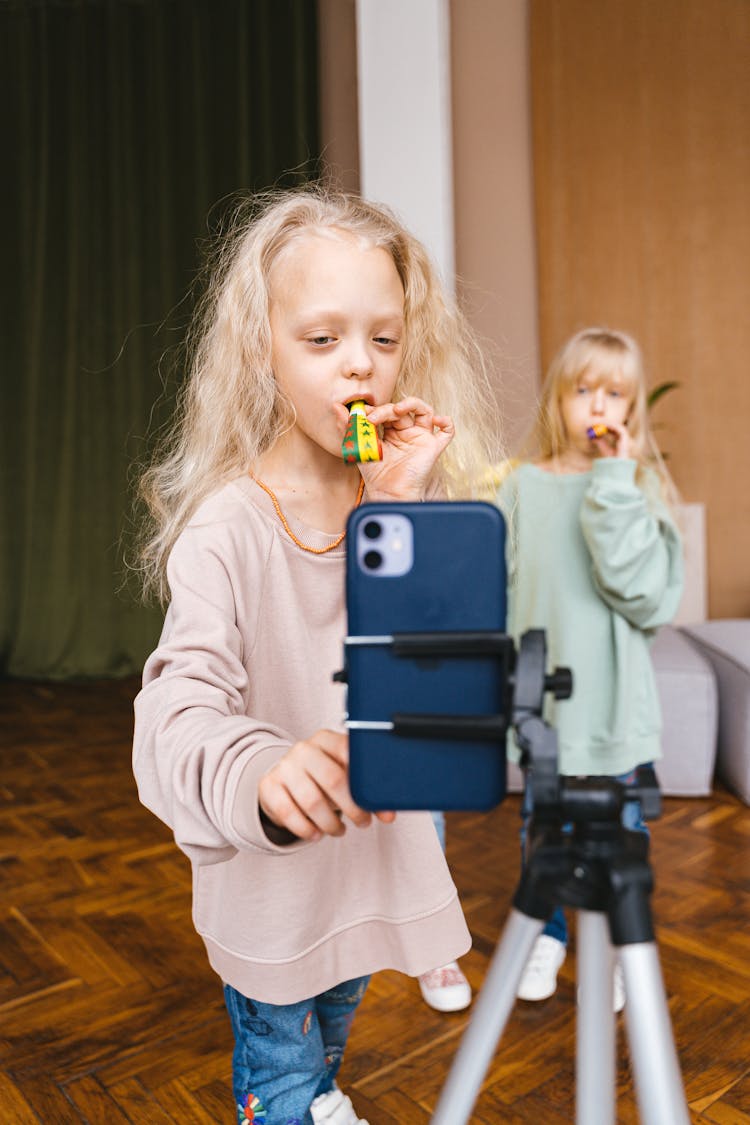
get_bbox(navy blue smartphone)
[344,501,509,812]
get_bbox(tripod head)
[509,628,572,814]
[510,629,661,833]
[380,627,661,825]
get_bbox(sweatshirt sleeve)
[494,467,519,587]
[132,521,309,865]
[579,459,684,631]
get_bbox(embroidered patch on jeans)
[238,1092,267,1124]
[302,1009,313,1035]
[242,1000,272,1036]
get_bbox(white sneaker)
[310,1084,369,1125]
[418,961,472,1012]
[517,935,567,1001]
[575,959,627,1012]
[614,961,626,1013]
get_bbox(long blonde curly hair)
[136,186,504,602]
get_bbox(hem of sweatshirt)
[201,893,472,1005]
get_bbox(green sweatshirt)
[496,459,684,777]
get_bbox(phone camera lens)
[363,520,382,540]
[363,550,383,570]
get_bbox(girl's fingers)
[589,422,630,459]
[259,732,377,839]
[368,400,455,442]
[259,778,325,841]
[431,414,455,439]
[311,728,349,766]
[616,426,632,458]
[369,397,435,426]
[353,398,454,501]
[600,422,631,459]
[393,397,434,428]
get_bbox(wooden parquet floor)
[1,677,749,1123]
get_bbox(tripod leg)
[620,943,690,1125]
[431,910,544,1124]
[575,910,616,1125]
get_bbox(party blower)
[342,400,382,463]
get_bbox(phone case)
[344,501,508,811]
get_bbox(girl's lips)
[343,395,375,409]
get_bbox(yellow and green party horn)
[342,400,382,463]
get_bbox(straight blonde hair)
[530,326,677,503]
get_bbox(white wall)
[356,0,455,289]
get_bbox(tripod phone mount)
[371,628,689,1125]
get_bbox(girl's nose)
[591,387,606,413]
[344,342,373,379]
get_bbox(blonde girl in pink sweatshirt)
[133,188,502,1125]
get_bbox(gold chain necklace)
[252,474,365,555]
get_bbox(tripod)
[431,769,689,1124]
[353,627,690,1123]
[428,637,691,1125]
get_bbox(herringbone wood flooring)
[1,678,748,1122]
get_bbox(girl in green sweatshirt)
[496,327,683,1007]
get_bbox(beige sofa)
[652,625,718,796]
[679,620,750,804]
[506,623,719,797]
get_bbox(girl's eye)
[374,336,398,346]
[576,385,590,396]
[609,389,622,399]
[308,335,335,346]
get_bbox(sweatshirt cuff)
[230,747,310,853]
[591,457,637,484]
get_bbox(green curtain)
[1,0,320,679]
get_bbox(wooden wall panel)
[531,0,750,618]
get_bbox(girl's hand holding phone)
[258,730,396,842]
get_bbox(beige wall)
[317,0,360,193]
[450,0,540,449]
[531,0,750,618]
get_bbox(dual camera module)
[356,514,414,577]
[362,519,386,570]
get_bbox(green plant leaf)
[647,381,680,410]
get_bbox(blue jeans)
[520,767,650,947]
[431,809,446,852]
[223,976,369,1125]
